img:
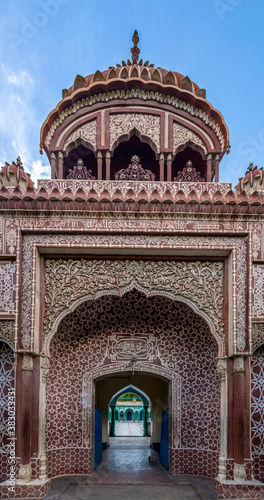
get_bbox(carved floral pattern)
[38,178,232,196]
[20,233,247,353]
[174,160,203,182]
[114,155,155,181]
[252,265,264,317]
[63,119,97,151]
[43,259,224,352]
[0,262,15,314]
[0,320,14,348]
[43,89,226,151]
[252,323,264,352]
[66,159,95,180]
[109,113,160,152]
[173,123,207,154]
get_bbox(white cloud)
[0,62,50,184]
[29,160,50,184]
[1,64,34,87]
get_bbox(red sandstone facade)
[0,32,264,499]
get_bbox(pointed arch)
[111,127,158,157]
[110,384,150,407]
[44,286,223,358]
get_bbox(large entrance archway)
[45,287,220,479]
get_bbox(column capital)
[233,356,245,373]
[96,150,103,159]
[159,152,165,161]
[217,357,227,379]
[22,353,34,371]
[166,152,172,161]
[41,355,51,381]
[57,150,64,160]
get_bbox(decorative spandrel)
[66,159,95,180]
[114,155,155,181]
[174,160,204,182]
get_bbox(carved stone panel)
[173,123,207,154]
[63,119,97,152]
[0,320,14,348]
[252,265,264,317]
[0,262,15,314]
[43,259,224,354]
[109,113,160,152]
[252,323,264,352]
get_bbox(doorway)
[94,375,169,470]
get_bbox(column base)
[0,478,51,499]
[18,462,32,483]
[215,477,264,499]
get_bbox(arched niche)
[110,134,159,180]
[172,146,206,181]
[63,143,97,179]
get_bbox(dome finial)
[131,30,140,64]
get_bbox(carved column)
[50,152,57,179]
[105,150,111,180]
[159,153,165,181]
[166,153,172,181]
[97,150,103,180]
[109,405,115,437]
[206,153,212,182]
[215,154,220,182]
[57,151,64,179]
[39,356,50,480]
[18,353,34,483]
[233,356,246,482]
[143,405,148,437]
[217,358,227,480]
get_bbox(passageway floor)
[44,435,218,499]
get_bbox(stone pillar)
[215,154,220,182]
[105,150,111,180]
[217,358,227,480]
[97,150,103,180]
[18,353,34,483]
[233,356,246,482]
[166,153,172,181]
[206,153,212,182]
[143,406,148,437]
[50,152,57,179]
[57,151,64,179]
[39,356,50,480]
[159,153,165,181]
[109,405,115,437]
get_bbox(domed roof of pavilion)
[40,31,230,157]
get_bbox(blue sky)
[0,0,263,187]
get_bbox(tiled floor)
[44,435,218,500]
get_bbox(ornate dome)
[40,31,230,183]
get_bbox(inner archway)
[94,374,168,469]
[108,384,152,438]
